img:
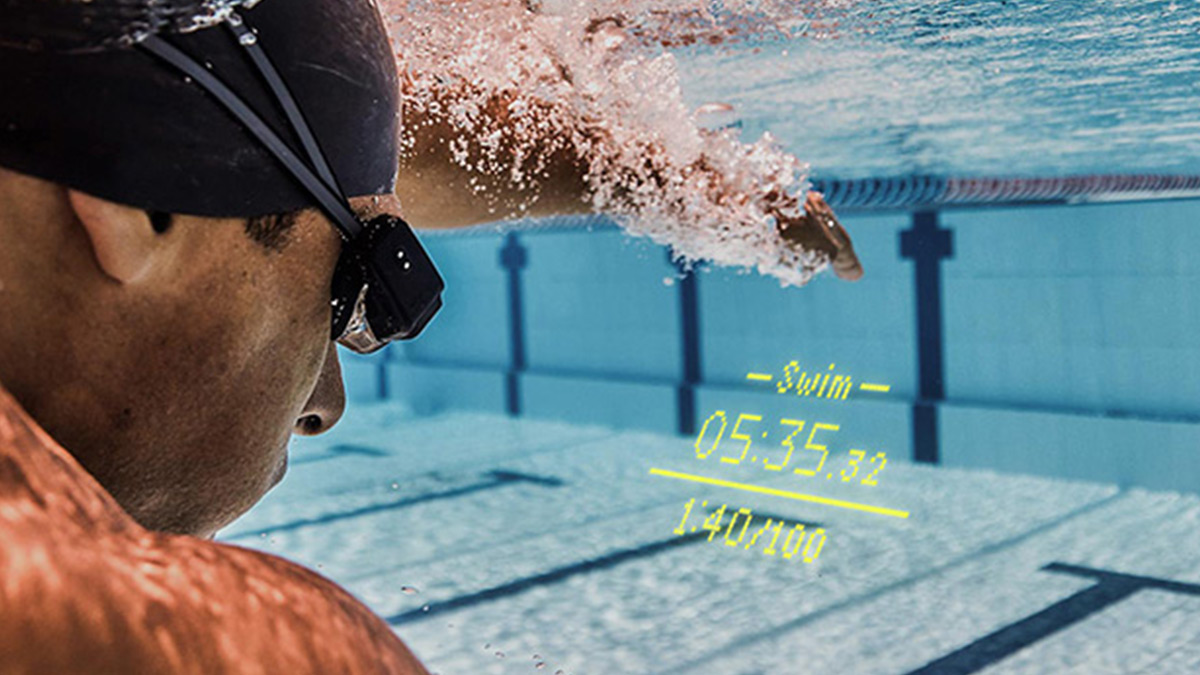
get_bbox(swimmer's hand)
[776,191,864,282]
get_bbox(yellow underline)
[859,383,891,392]
[649,468,910,519]
[746,373,774,382]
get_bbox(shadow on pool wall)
[339,196,1200,496]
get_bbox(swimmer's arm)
[395,100,863,278]
[390,10,797,232]
[395,97,593,230]
[394,97,777,231]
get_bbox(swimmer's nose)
[295,343,346,436]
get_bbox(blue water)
[228,5,1200,673]
[675,0,1200,179]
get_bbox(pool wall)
[341,197,1200,495]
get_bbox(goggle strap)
[222,14,346,201]
[139,32,363,239]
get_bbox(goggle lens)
[330,214,445,354]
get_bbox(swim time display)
[651,359,911,565]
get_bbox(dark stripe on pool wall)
[386,510,819,626]
[500,232,528,417]
[900,211,953,464]
[231,469,564,540]
[673,251,703,436]
[906,563,1200,675]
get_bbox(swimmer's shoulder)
[0,389,428,675]
[0,525,430,674]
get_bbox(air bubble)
[239,32,258,46]
[382,1,825,287]
[400,585,419,595]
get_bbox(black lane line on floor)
[291,443,391,466]
[660,490,1126,675]
[387,511,820,626]
[230,470,564,540]
[906,562,1200,675]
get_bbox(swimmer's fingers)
[806,191,836,220]
[819,207,865,281]
[778,191,862,281]
[829,220,864,281]
[803,193,839,233]
[806,191,864,282]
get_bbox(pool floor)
[220,402,1200,674]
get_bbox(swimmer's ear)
[67,190,166,284]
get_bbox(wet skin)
[0,168,429,672]
[0,168,404,538]
[778,190,865,281]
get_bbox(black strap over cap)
[0,0,399,218]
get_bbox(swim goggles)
[138,12,444,353]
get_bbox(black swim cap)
[0,0,399,218]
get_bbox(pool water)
[226,403,1200,674]
[224,3,1200,673]
[675,0,1200,179]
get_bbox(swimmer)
[0,0,857,672]
[387,0,864,284]
[0,0,432,671]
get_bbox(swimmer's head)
[0,0,403,537]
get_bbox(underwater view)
[2,0,1200,673]
[222,1,1200,673]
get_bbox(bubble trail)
[384,0,861,287]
